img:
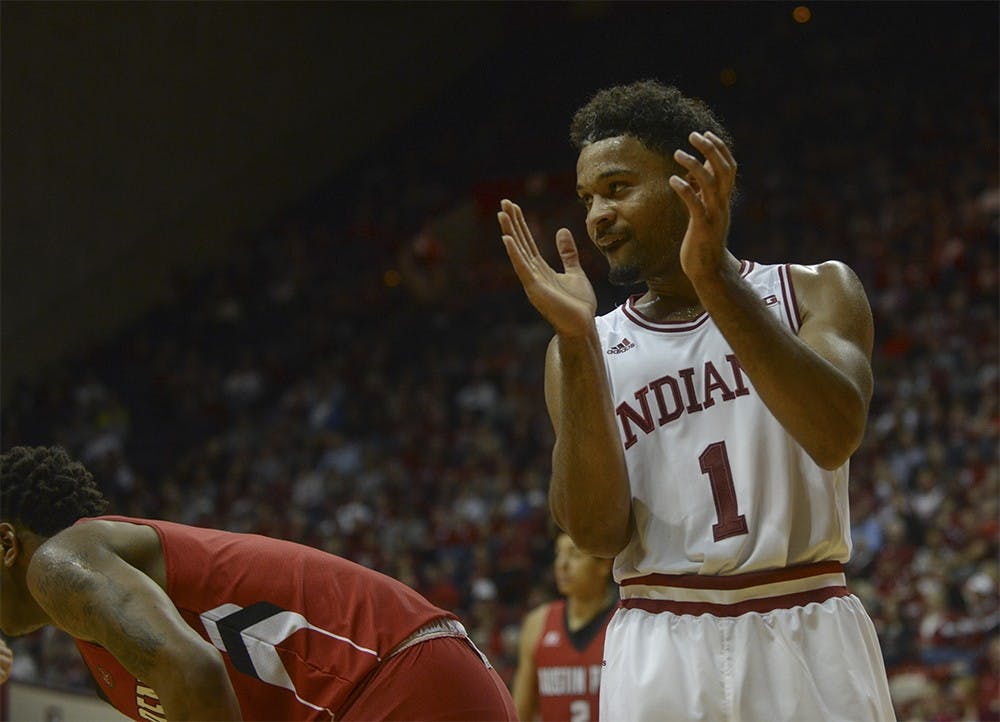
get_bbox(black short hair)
[0,446,108,536]
[569,79,734,162]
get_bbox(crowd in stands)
[2,8,997,721]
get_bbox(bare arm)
[512,604,547,722]
[499,199,631,557]
[692,261,873,469]
[671,132,873,469]
[27,527,242,721]
[544,337,632,557]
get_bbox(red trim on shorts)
[620,561,844,590]
[620,585,850,617]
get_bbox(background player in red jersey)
[0,445,517,722]
[512,533,615,722]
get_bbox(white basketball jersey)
[595,261,852,582]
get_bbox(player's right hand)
[498,199,597,337]
[0,638,13,684]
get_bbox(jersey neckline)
[620,260,754,332]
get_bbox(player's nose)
[587,196,616,231]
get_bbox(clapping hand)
[498,199,597,337]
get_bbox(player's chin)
[607,260,642,287]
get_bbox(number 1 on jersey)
[699,441,749,542]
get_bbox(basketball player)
[512,533,615,722]
[497,80,895,721]
[0,445,517,722]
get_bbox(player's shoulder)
[26,521,117,597]
[787,260,862,287]
[786,261,871,327]
[523,600,557,625]
[518,600,556,653]
[36,518,162,570]
[38,517,114,551]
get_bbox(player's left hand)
[669,131,737,282]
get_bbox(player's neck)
[638,269,701,321]
[633,292,703,322]
[639,251,741,322]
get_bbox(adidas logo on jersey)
[607,337,636,355]
[542,630,562,646]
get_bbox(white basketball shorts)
[600,563,896,721]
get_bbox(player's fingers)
[505,199,544,259]
[704,131,737,170]
[669,175,705,217]
[498,210,519,247]
[503,228,555,278]
[501,234,538,287]
[498,200,523,238]
[690,131,731,172]
[673,149,718,207]
[555,228,582,271]
[691,132,735,197]
[498,201,534,261]
[497,204,519,241]
[498,210,534,264]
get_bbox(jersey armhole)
[778,264,803,334]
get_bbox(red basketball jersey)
[534,600,615,722]
[72,516,454,722]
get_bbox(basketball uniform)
[593,262,895,721]
[534,599,616,722]
[72,516,516,722]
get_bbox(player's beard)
[608,261,642,286]
[603,235,644,286]
[607,225,685,288]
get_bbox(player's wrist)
[687,257,742,303]
[553,320,599,343]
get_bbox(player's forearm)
[154,649,243,721]
[550,333,632,557]
[512,681,537,722]
[693,267,868,469]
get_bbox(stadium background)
[2,2,997,719]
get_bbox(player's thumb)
[555,228,582,270]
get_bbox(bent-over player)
[0,445,517,721]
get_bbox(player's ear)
[0,523,20,567]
